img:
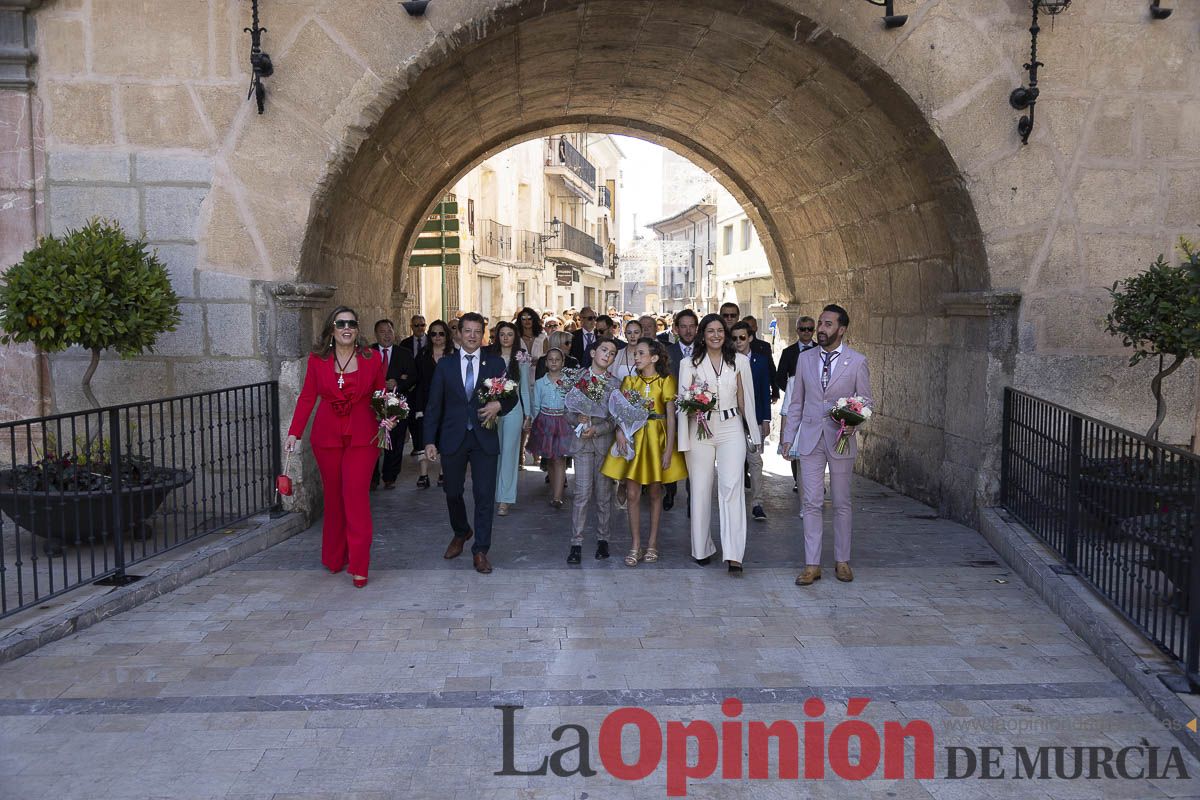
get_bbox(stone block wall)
[43,150,277,411]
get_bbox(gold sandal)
[624,549,641,567]
[643,548,659,563]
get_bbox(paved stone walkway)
[2,451,1199,799]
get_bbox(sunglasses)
[722,313,739,319]
[733,335,749,342]
[430,331,446,337]
[333,319,359,329]
[799,326,814,332]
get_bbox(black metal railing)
[598,186,613,209]
[515,229,541,266]
[476,218,512,261]
[547,136,597,188]
[549,221,602,264]
[1001,388,1200,680]
[0,382,280,620]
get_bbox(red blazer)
[288,351,386,447]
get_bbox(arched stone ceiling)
[300,0,986,314]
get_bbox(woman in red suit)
[285,306,394,588]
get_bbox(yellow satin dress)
[601,373,689,485]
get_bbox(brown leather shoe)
[473,552,493,574]
[795,565,822,586]
[835,561,853,582]
[443,528,473,560]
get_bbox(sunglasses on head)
[799,326,814,332]
[334,319,359,329]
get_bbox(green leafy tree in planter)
[0,218,181,409]
[1104,239,1200,442]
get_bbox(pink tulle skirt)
[527,412,573,459]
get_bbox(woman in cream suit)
[677,313,761,574]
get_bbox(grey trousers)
[571,445,612,545]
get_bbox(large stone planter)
[0,467,193,555]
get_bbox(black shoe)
[693,556,711,566]
[752,505,766,521]
[416,475,430,489]
[793,482,798,493]
[662,493,674,511]
[595,541,609,560]
[437,475,444,487]
[744,474,751,489]
[728,561,743,575]
[567,545,582,565]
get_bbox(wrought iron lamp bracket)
[244,0,273,114]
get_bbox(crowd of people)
[285,300,873,588]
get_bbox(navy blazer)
[423,349,518,456]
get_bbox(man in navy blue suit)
[423,312,518,574]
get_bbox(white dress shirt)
[459,347,481,389]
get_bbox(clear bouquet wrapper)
[369,390,409,450]
[607,388,651,460]
[561,368,612,438]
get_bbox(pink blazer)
[781,345,873,460]
[288,351,386,448]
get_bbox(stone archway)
[295,0,998,521]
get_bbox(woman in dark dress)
[412,319,456,489]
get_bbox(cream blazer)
[676,352,761,452]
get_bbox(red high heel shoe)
[351,575,368,588]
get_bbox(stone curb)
[978,508,1200,762]
[0,512,307,666]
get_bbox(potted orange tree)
[0,219,188,553]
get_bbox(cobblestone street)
[2,452,1199,799]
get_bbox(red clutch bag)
[276,452,293,497]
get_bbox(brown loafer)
[795,565,822,586]
[473,552,493,574]
[835,561,853,582]
[443,528,473,560]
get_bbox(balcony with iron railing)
[515,229,542,266]
[545,221,605,270]
[598,186,613,209]
[475,218,512,262]
[545,136,597,202]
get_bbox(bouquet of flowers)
[476,375,518,430]
[515,349,533,366]
[830,395,872,454]
[607,387,652,460]
[370,390,409,450]
[561,368,612,439]
[676,380,718,440]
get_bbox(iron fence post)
[270,381,283,515]
[1187,466,1200,682]
[1000,387,1012,507]
[1065,414,1082,567]
[108,407,126,579]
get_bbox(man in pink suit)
[782,304,873,586]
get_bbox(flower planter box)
[0,467,193,555]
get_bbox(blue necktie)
[464,354,476,430]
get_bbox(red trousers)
[312,437,379,577]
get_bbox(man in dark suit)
[398,315,428,455]
[742,315,779,404]
[569,306,599,367]
[776,314,818,492]
[397,314,427,358]
[371,319,418,490]
[423,312,519,574]
[663,308,699,511]
[664,308,699,382]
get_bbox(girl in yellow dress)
[602,337,688,566]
